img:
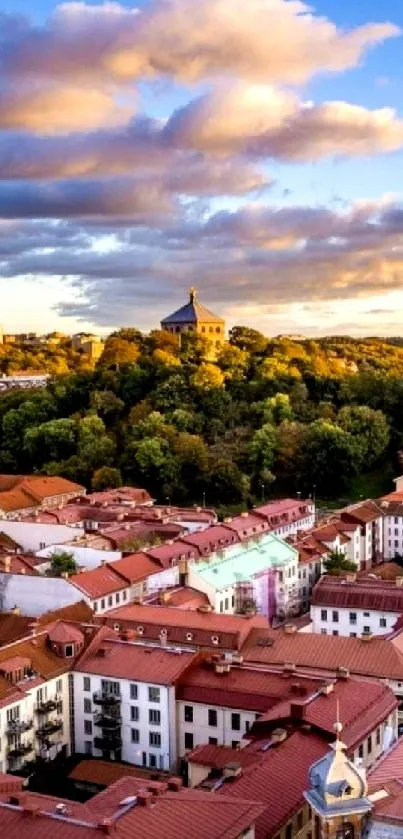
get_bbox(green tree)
[191,363,225,390]
[99,337,140,368]
[302,420,359,496]
[92,466,123,491]
[48,551,77,577]
[24,418,76,466]
[337,405,390,467]
[249,423,277,474]
[323,551,357,576]
[229,326,268,354]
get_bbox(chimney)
[337,666,350,679]
[28,620,39,636]
[147,781,168,796]
[167,778,183,792]
[3,555,11,572]
[345,573,356,583]
[11,605,20,615]
[197,604,212,614]
[215,661,230,674]
[283,662,296,674]
[223,762,242,779]
[290,700,306,720]
[241,512,249,518]
[272,728,287,743]
[284,624,297,635]
[22,803,41,819]
[98,818,115,834]
[396,577,403,587]
[231,653,243,665]
[137,790,153,807]
[320,681,335,696]
[361,631,373,642]
[178,559,188,587]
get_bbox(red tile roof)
[85,487,152,505]
[223,514,269,537]
[181,525,240,554]
[156,587,210,610]
[360,562,403,582]
[69,565,129,598]
[48,622,85,645]
[340,500,383,524]
[69,759,170,786]
[75,637,196,683]
[252,678,397,751]
[177,660,322,712]
[186,743,260,770]
[145,540,199,567]
[109,553,160,583]
[369,738,403,789]
[242,627,403,680]
[216,731,327,839]
[0,475,84,512]
[97,604,268,650]
[311,575,403,612]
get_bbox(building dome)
[48,622,84,658]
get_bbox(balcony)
[6,720,33,736]
[94,735,122,751]
[7,743,34,758]
[94,713,122,729]
[36,719,63,739]
[35,698,62,715]
[93,692,121,707]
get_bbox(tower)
[160,288,225,360]
[304,718,372,839]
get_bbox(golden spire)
[189,287,197,303]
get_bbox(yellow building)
[161,288,225,359]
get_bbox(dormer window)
[65,644,73,657]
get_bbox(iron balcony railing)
[6,719,33,736]
[94,735,122,751]
[92,692,121,707]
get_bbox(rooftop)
[108,553,161,584]
[181,524,239,554]
[340,500,383,525]
[241,626,403,680]
[75,637,196,684]
[191,533,297,591]
[69,565,130,599]
[97,604,268,650]
[0,475,84,512]
[161,289,224,326]
[69,759,170,787]
[311,575,403,613]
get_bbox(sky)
[1,0,403,337]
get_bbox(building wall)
[298,559,323,613]
[0,520,85,552]
[310,604,401,637]
[90,586,132,615]
[73,670,175,771]
[351,710,398,770]
[37,544,122,570]
[384,514,403,560]
[177,700,257,755]
[0,671,71,774]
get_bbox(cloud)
[165,84,403,160]
[0,0,398,89]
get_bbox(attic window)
[160,628,167,637]
[65,644,74,657]
[113,623,120,632]
[137,626,144,635]
[211,635,219,645]
[186,632,193,641]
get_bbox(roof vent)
[167,778,183,792]
[137,790,153,807]
[337,666,350,679]
[55,803,67,814]
[345,573,357,583]
[223,762,242,779]
[284,624,297,635]
[283,662,296,673]
[198,604,212,613]
[320,681,335,696]
[215,661,230,674]
[96,646,107,657]
[271,728,287,743]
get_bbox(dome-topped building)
[305,720,372,838]
[161,288,225,359]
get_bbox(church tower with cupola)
[160,288,225,359]
[305,720,372,839]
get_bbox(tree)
[48,551,77,577]
[191,363,225,390]
[24,418,76,466]
[249,423,277,474]
[337,405,390,468]
[92,466,123,491]
[229,326,268,354]
[99,337,140,368]
[263,393,294,425]
[217,344,249,378]
[324,551,357,576]
[302,420,359,496]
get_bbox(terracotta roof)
[186,743,260,770]
[0,612,33,644]
[216,731,327,839]
[0,532,21,550]
[223,514,269,536]
[145,540,200,567]
[181,525,240,554]
[48,622,85,645]
[311,575,403,612]
[242,627,403,680]
[0,553,40,575]
[0,475,84,513]
[75,637,196,684]
[340,500,383,525]
[109,553,161,583]
[360,562,403,582]
[252,678,397,751]
[69,565,129,598]
[38,601,94,626]
[97,604,268,650]
[177,660,322,712]
[369,738,403,789]
[157,587,210,609]
[69,759,169,786]
[86,487,152,505]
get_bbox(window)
[231,713,241,731]
[297,812,303,830]
[184,732,194,750]
[320,629,327,635]
[367,735,372,754]
[84,720,92,735]
[332,630,339,636]
[209,737,218,745]
[108,596,113,607]
[332,611,339,623]
[122,590,127,601]
[85,741,92,755]
[101,679,120,696]
[363,626,370,634]
[149,731,161,748]
[349,612,357,625]
[130,706,139,722]
[321,610,327,621]
[149,754,157,768]
[231,595,235,608]
[56,679,63,694]
[224,598,229,610]
[363,611,370,617]
[149,686,160,703]
[285,825,292,839]
[245,721,251,733]
[219,601,224,613]
[149,709,161,725]
[65,644,73,657]
[376,727,381,746]
[358,744,364,759]
[83,676,91,692]
[131,729,140,743]
[130,684,138,700]
[184,706,193,723]
[93,602,98,612]
[232,740,240,749]
[208,709,217,727]
[101,599,105,610]
[395,517,399,524]
[84,698,92,714]
[350,632,357,638]
[380,617,387,628]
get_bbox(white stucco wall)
[0,520,85,552]
[311,604,401,637]
[36,544,122,569]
